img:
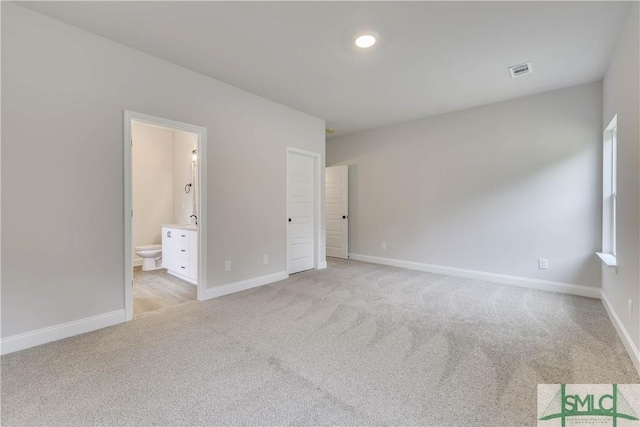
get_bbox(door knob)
[342,215,347,219]
[288,218,292,222]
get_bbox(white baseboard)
[349,253,601,299]
[201,271,288,301]
[318,260,328,270]
[601,291,640,374]
[0,309,126,355]
[167,270,197,285]
[133,257,142,267]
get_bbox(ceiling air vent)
[508,62,533,78]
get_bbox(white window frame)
[597,115,618,268]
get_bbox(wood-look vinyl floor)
[133,267,196,318]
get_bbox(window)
[598,115,617,267]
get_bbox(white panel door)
[325,165,348,259]
[287,152,315,274]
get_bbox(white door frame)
[286,147,324,274]
[124,110,208,321]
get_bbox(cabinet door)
[161,227,176,270]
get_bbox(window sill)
[596,252,617,267]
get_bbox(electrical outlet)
[225,261,231,272]
[381,242,386,250]
[629,299,633,317]
[538,259,548,270]
[263,255,269,264]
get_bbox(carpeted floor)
[2,259,638,426]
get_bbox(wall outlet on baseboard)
[538,259,548,270]
[629,299,633,317]
[225,261,231,272]
[263,255,269,264]
[381,242,386,250]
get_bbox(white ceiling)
[22,1,630,137]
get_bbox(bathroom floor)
[133,267,196,318]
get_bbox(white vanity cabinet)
[162,226,198,285]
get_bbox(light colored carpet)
[133,267,196,319]
[2,259,638,426]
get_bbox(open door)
[325,165,348,259]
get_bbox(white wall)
[132,123,174,264]
[1,3,325,339]
[601,3,640,351]
[327,81,602,288]
[172,130,198,225]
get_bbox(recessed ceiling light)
[354,31,379,49]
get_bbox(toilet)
[135,244,163,271]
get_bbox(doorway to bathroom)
[124,111,207,321]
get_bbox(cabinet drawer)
[177,242,189,260]
[176,262,189,276]
[176,230,190,242]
